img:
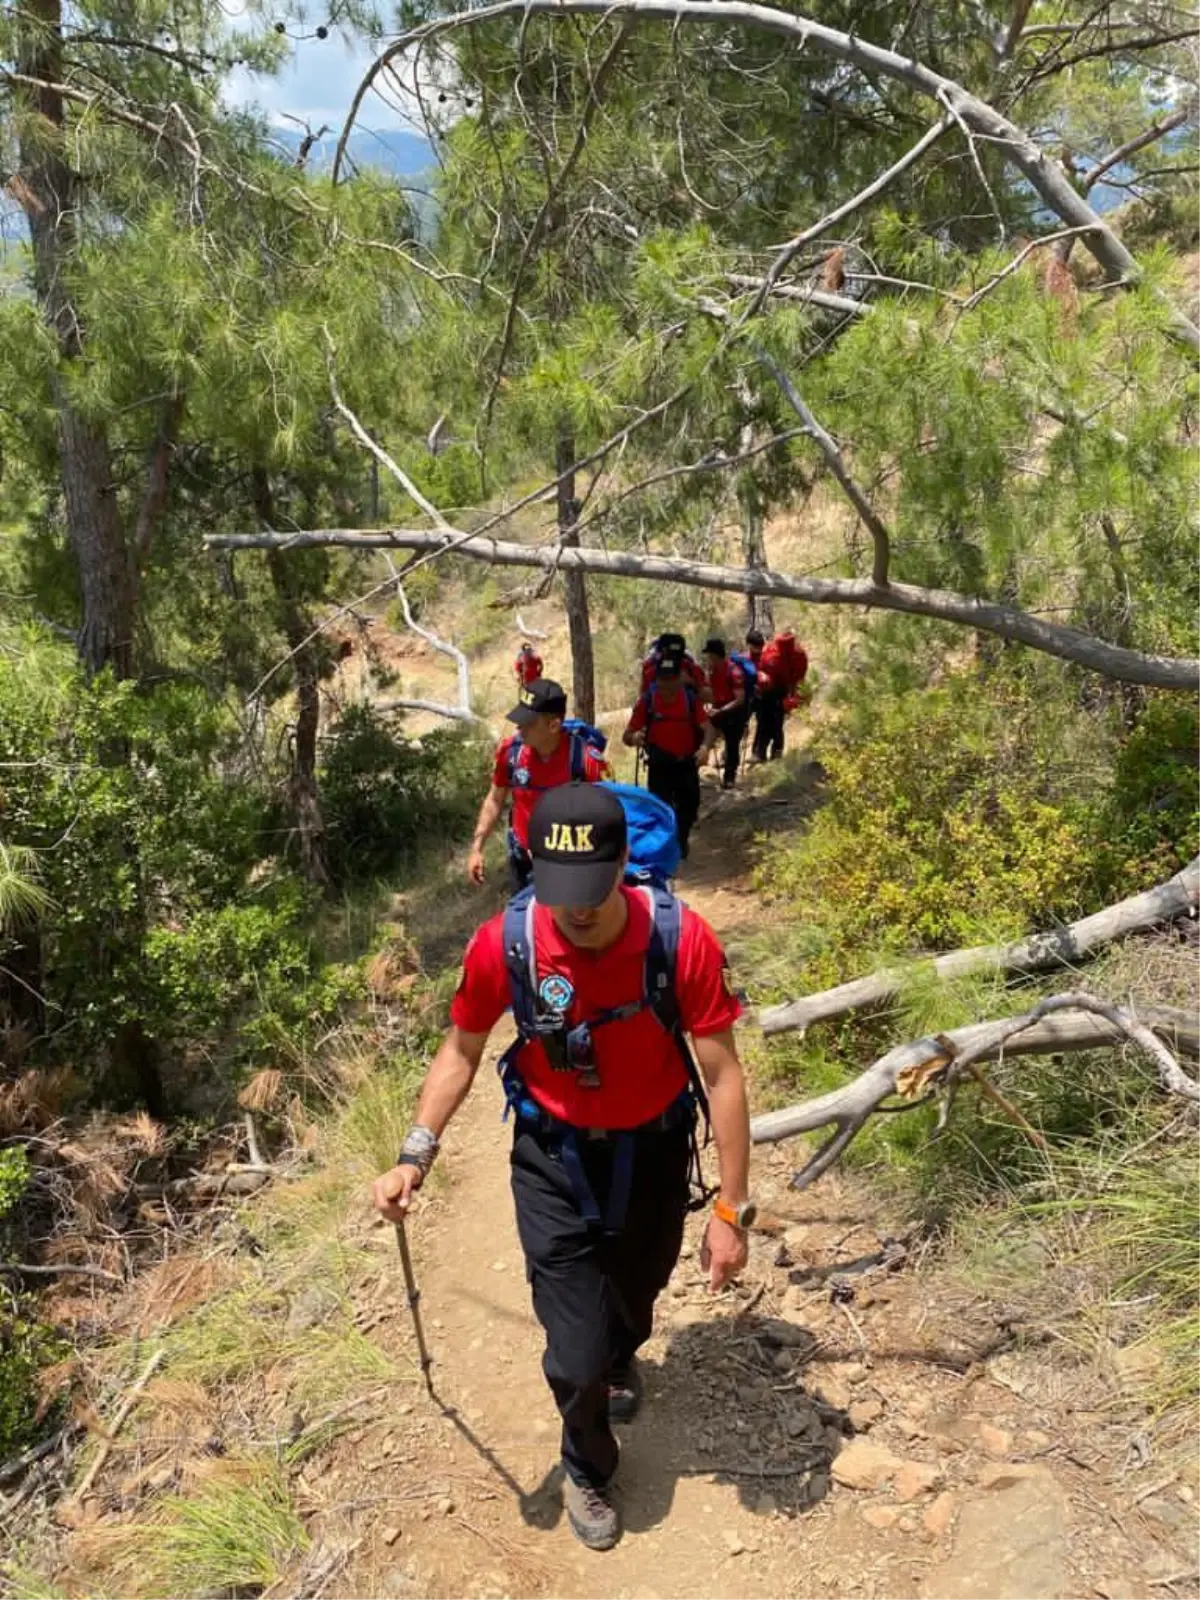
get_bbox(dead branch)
[203,530,1200,691]
[726,273,870,317]
[326,339,452,532]
[747,116,950,314]
[0,1261,123,1285]
[70,1347,166,1503]
[748,344,892,586]
[373,696,491,728]
[760,856,1200,1035]
[334,0,1200,353]
[388,565,473,715]
[514,612,548,640]
[750,995,1200,1188]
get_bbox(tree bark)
[738,477,774,637]
[556,428,596,723]
[13,0,136,679]
[750,996,1198,1189]
[254,471,333,892]
[759,856,1200,1035]
[207,530,1200,692]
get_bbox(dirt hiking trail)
[317,778,1198,1600]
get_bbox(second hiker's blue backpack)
[729,650,759,689]
[602,781,680,885]
[562,717,609,754]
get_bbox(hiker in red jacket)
[751,629,808,762]
[372,782,752,1553]
[701,637,749,790]
[470,678,609,891]
[639,633,707,698]
[515,643,544,687]
[624,642,715,858]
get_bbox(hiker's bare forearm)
[472,787,506,848]
[411,1027,488,1137]
[694,1031,750,1205]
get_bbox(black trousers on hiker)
[752,688,786,762]
[510,1120,690,1488]
[645,747,701,854]
[709,707,748,788]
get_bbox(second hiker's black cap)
[703,636,726,657]
[507,677,568,725]
[529,782,626,907]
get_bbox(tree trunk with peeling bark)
[557,429,596,723]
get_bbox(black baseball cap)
[703,636,726,657]
[507,677,568,726]
[655,642,686,676]
[529,782,627,906]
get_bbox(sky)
[223,13,422,137]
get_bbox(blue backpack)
[729,650,759,689]
[562,717,608,754]
[602,781,680,884]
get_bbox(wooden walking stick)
[394,1219,435,1395]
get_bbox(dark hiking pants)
[710,708,748,787]
[752,689,786,761]
[510,1120,690,1488]
[646,747,701,853]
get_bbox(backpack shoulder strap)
[639,887,711,1133]
[502,886,539,1033]
[505,734,526,787]
[568,730,586,781]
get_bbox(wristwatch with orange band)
[712,1196,757,1230]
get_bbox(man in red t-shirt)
[623,643,715,859]
[469,678,609,891]
[751,629,809,763]
[514,642,543,687]
[373,783,752,1553]
[700,637,748,790]
[638,632,708,698]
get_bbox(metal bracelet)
[398,1125,440,1177]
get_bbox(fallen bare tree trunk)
[751,994,1200,1189]
[760,857,1200,1035]
[203,531,1200,691]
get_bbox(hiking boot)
[563,1473,621,1551]
[607,1361,643,1424]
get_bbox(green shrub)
[320,706,486,881]
[1096,695,1199,892]
[755,665,1102,992]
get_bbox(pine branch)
[334,0,1200,354]
[204,528,1200,690]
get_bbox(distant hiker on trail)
[639,632,707,697]
[623,641,715,859]
[469,678,609,891]
[515,642,543,687]
[373,782,753,1553]
[751,628,808,763]
[701,637,751,790]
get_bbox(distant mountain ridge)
[271,125,434,183]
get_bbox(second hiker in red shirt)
[469,678,609,890]
[623,641,714,859]
[751,629,809,763]
[514,643,544,687]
